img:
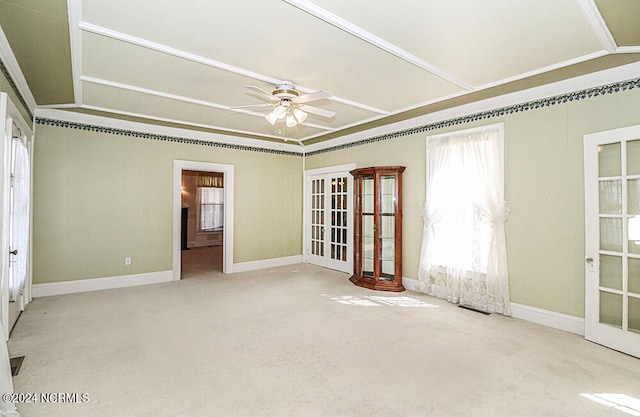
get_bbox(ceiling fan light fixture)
[265,108,279,125]
[245,83,332,133]
[293,108,307,123]
[285,114,297,128]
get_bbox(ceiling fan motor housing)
[273,82,299,100]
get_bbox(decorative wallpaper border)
[305,77,640,156]
[0,57,33,121]
[30,76,640,156]
[35,118,304,157]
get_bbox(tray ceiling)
[1,0,639,147]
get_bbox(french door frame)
[303,163,355,273]
[0,93,33,340]
[584,124,640,358]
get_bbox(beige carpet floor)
[7,263,640,417]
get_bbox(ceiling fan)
[234,81,335,128]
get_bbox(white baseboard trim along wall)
[510,302,585,336]
[402,276,419,292]
[32,270,174,298]
[233,255,303,273]
[402,277,585,336]
[32,267,584,337]
[32,256,303,298]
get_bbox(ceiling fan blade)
[230,103,275,110]
[245,85,279,102]
[300,104,335,118]
[296,90,331,104]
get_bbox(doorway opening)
[181,170,224,278]
[173,160,234,280]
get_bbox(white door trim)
[0,95,10,341]
[303,163,355,269]
[173,160,234,279]
[304,163,357,177]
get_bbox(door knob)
[585,257,594,263]
[9,250,17,256]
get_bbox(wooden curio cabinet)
[349,166,405,292]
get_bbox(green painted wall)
[306,87,640,318]
[29,85,640,318]
[32,124,302,284]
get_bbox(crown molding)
[34,108,304,155]
[304,60,640,155]
[574,0,617,53]
[617,46,640,54]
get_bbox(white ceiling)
[49,0,638,145]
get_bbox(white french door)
[7,133,30,332]
[305,165,354,274]
[584,124,640,358]
[0,93,32,340]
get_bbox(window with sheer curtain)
[197,174,224,232]
[417,123,511,315]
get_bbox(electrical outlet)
[125,257,132,265]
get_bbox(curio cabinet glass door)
[350,166,405,292]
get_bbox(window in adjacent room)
[197,174,224,232]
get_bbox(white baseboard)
[510,302,585,336]
[32,270,173,297]
[403,277,584,336]
[233,255,302,273]
[402,276,419,292]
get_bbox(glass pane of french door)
[311,178,325,257]
[329,176,348,263]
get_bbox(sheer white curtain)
[9,139,29,302]
[417,124,511,315]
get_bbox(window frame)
[196,186,224,233]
